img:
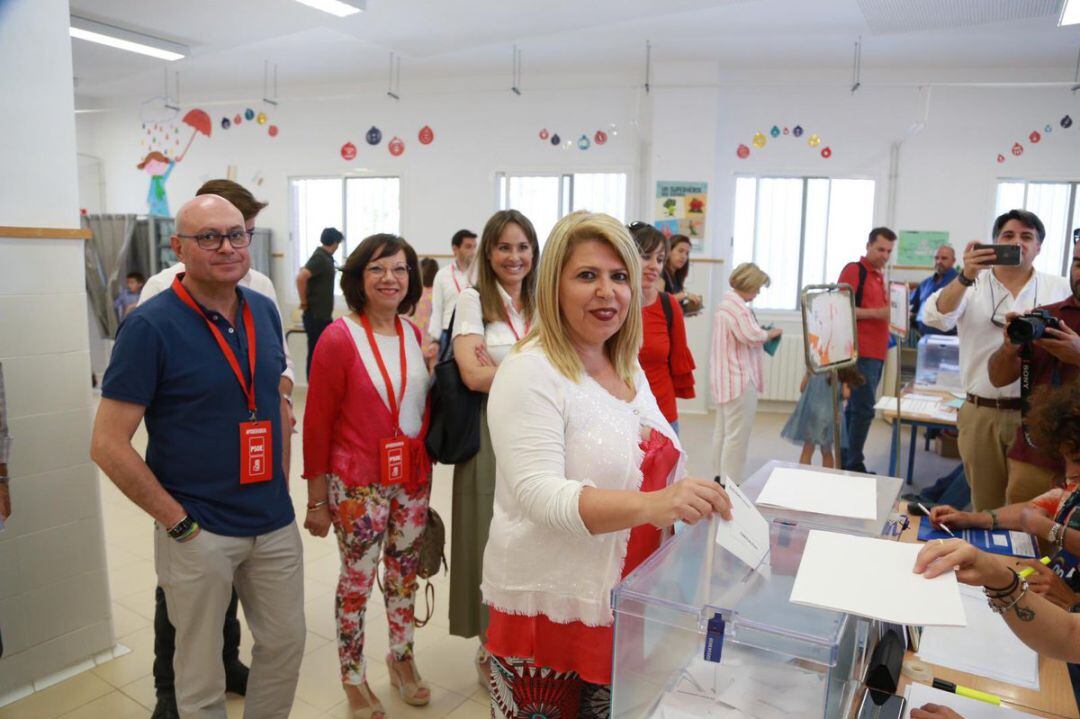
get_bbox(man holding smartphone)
[923,210,1070,510]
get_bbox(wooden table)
[896,514,1079,718]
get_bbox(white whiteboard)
[802,286,856,371]
[889,281,909,338]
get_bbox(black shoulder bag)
[424,309,483,464]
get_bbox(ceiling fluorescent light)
[69,16,187,61]
[294,0,364,17]
[1061,0,1080,26]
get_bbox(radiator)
[760,334,807,402]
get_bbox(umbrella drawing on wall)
[177,108,212,160]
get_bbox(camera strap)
[1019,343,1035,447]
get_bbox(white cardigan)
[481,342,685,627]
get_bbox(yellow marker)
[1018,556,1052,580]
[955,685,1002,705]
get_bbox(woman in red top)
[302,234,433,719]
[629,222,696,434]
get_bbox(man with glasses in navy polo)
[923,210,1071,511]
[92,195,305,719]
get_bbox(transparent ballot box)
[611,518,877,719]
[740,461,903,537]
[915,335,961,390]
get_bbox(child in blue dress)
[782,366,864,467]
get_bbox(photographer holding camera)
[987,238,1080,504]
[923,210,1070,511]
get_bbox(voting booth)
[610,464,905,718]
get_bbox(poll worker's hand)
[928,504,975,529]
[1018,503,1054,535]
[1037,322,1080,366]
[914,538,1014,589]
[1020,559,1076,608]
[648,477,732,528]
[911,704,965,719]
[961,241,997,281]
[0,482,9,521]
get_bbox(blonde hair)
[728,262,771,294]
[475,210,540,324]
[519,211,642,386]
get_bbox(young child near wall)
[781,366,864,467]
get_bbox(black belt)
[966,393,1023,411]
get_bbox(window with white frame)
[994,180,1080,277]
[291,176,401,294]
[496,172,628,244]
[732,176,876,311]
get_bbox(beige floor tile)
[117,674,156,711]
[56,691,149,719]
[107,560,158,605]
[415,634,484,699]
[113,588,158,623]
[447,697,491,719]
[110,601,151,638]
[324,681,470,719]
[90,626,155,688]
[469,686,490,706]
[0,672,115,719]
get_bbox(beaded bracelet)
[986,579,1029,615]
[984,569,1019,596]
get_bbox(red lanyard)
[359,313,407,432]
[171,275,258,418]
[504,300,530,342]
[451,263,463,293]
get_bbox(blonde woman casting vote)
[481,211,732,718]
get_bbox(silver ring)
[937,539,946,546]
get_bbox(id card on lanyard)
[171,275,273,485]
[359,313,411,485]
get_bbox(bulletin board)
[654,181,708,251]
[800,284,858,373]
[895,230,949,269]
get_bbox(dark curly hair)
[339,234,421,316]
[1026,382,1080,459]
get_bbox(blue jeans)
[842,357,883,471]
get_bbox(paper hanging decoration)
[820,147,832,159]
[997,154,1005,163]
[1012,142,1024,156]
[257,111,268,125]
[418,125,434,145]
[268,125,279,137]
[769,125,781,138]
[807,133,821,148]
[1029,131,1041,143]
[793,125,804,137]
[341,142,357,161]
[594,129,608,144]
[234,114,242,125]
[388,136,405,156]
[245,108,255,121]
[221,117,231,129]
[366,126,382,145]
[550,133,561,146]
[539,128,549,140]
[783,127,790,135]
[1063,115,1073,129]
[1045,124,1053,133]
[737,144,750,159]
[752,132,767,148]
[577,134,591,150]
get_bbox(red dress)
[638,295,696,424]
[486,429,681,685]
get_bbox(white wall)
[0,0,115,700]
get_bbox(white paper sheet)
[789,530,967,626]
[755,466,878,520]
[875,395,958,422]
[904,682,1030,718]
[917,584,1040,690]
[715,480,770,570]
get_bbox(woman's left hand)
[304,506,332,537]
[1021,559,1076,608]
[913,539,1014,588]
[911,704,964,719]
[475,343,496,367]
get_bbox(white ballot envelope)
[715,479,770,570]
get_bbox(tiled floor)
[0,394,951,718]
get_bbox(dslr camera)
[1007,309,1061,344]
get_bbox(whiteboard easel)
[800,284,859,466]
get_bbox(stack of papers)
[904,682,1029,718]
[917,584,1040,690]
[755,467,877,520]
[875,395,958,421]
[790,530,967,626]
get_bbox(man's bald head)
[933,244,956,276]
[175,194,245,236]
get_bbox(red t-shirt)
[838,257,888,361]
[639,295,696,423]
[485,430,681,685]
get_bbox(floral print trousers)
[329,477,431,685]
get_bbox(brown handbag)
[377,507,447,628]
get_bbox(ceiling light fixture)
[69,15,187,61]
[294,0,364,17]
[1061,0,1080,26]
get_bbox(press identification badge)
[240,420,273,484]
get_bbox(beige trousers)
[154,521,306,719]
[712,385,759,484]
[1006,458,1062,505]
[957,403,1021,511]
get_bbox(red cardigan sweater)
[302,316,432,490]
[639,294,696,423]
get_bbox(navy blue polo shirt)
[101,284,293,537]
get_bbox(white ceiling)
[69,0,1080,102]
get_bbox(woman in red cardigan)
[302,234,433,719]
[628,222,696,434]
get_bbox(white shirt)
[343,316,431,437]
[139,262,296,385]
[451,285,531,364]
[428,260,472,338]
[482,343,684,627]
[922,269,1070,398]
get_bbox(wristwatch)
[167,515,199,541]
[1047,522,1064,549]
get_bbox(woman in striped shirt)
[711,262,782,483]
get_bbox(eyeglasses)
[989,275,1039,328]
[627,221,649,232]
[177,229,254,251]
[365,264,411,279]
